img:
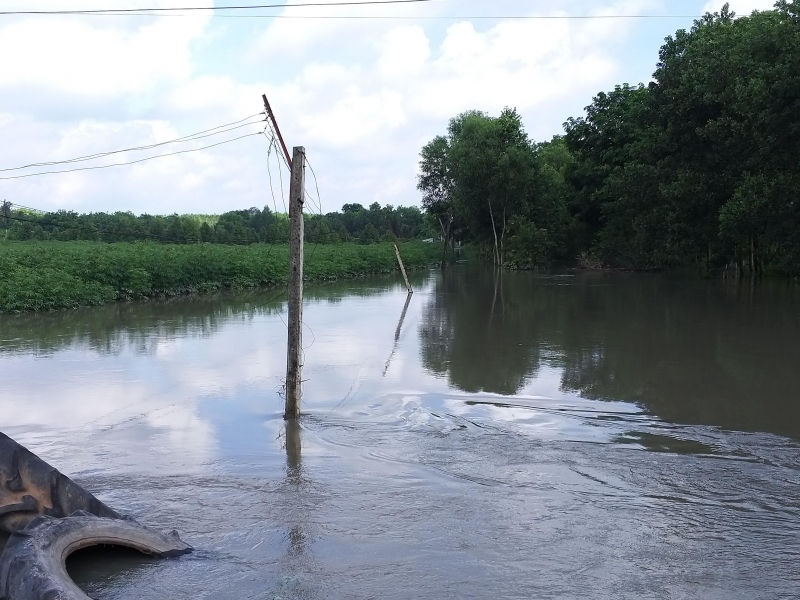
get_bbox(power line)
[0,0,435,15]
[324,14,702,19]
[305,156,323,216]
[0,131,264,180]
[263,132,286,215]
[0,113,265,173]
[199,14,706,20]
[262,132,289,214]
[9,203,46,213]
[0,12,708,20]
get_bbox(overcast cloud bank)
[0,0,777,215]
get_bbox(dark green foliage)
[0,241,440,313]
[2,203,433,246]
[563,1,800,274]
[421,2,800,276]
[0,265,115,312]
[419,109,569,268]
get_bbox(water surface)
[1,268,798,599]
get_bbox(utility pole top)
[262,94,292,169]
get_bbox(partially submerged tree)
[419,109,569,267]
[418,134,455,266]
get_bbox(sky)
[0,0,779,216]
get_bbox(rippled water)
[1,268,799,599]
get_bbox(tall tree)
[418,134,455,266]
[419,109,547,267]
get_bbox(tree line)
[418,2,800,276]
[0,201,435,245]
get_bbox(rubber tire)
[0,512,192,600]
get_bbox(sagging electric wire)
[263,136,281,259]
[262,131,288,214]
[9,202,46,213]
[0,2,704,20]
[275,141,288,214]
[0,131,265,181]
[263,119,290,172]
[0,0,436,16]
[305,156,323,216]
[303,155,325,262]
[0,112,266,173]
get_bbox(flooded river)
[1,268,799,599]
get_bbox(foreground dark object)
[0,433,120,533]
[0,433,192,599]
[0,513,192,600]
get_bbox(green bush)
[0,265,115,312]
[0,241,439,312]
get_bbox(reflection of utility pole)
[285,418,302,479]
[284,420,306,557]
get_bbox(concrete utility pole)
[263,92,305,419]
[285,146,305,419]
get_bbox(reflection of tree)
[556,277,800,437]
[419,268,800,438]
[418,267,546,395]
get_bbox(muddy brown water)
[1,268,799,599]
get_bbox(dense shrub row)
[0,241,439,312]
[0,202,435,245]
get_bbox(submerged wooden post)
[285,146,305,420]
[394,243,413,294]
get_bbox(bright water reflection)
[1,268,798,599]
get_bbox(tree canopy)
[419,1,800,276]
[1,203,435,246]
[418,109,570,267]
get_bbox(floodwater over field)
[1,268,799,599]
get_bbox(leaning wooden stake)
[285,146,305,420]
[394,243,413,294]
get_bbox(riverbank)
[0,241,439,312]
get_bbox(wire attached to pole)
[262,94,292,169]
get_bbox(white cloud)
[0,4,210,97]
[0,0,718,214]
[0,357,219,474]
[377,26,431,79]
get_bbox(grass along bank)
[0,241,440,312]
